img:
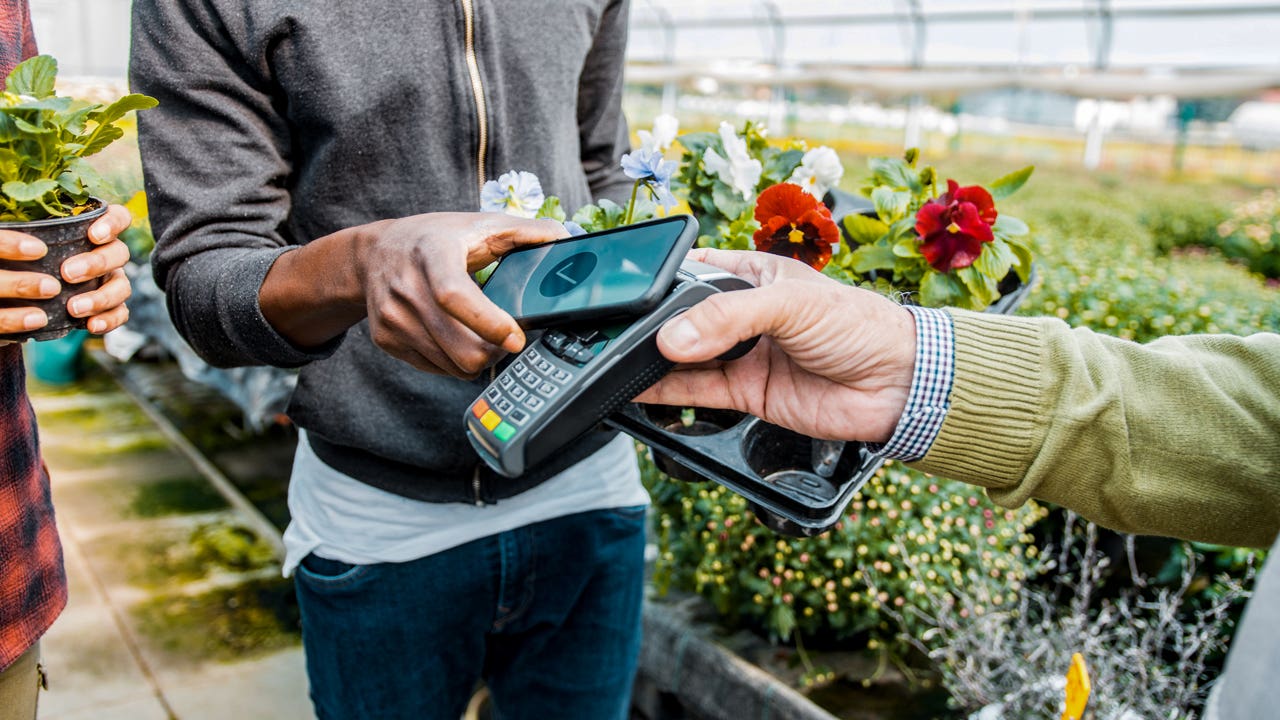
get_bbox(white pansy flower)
[702,122,762,201]
[788,146,844,199]
[479,170,544,218]
[637,113,679,154]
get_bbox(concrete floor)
[29,372,312,720]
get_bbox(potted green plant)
[0,54,156,341]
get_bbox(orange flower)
[752,183,840,270]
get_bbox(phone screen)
[482,215,695,327]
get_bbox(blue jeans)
[293,506,647,720]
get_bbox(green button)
[493,422,516,442]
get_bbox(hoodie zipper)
[464,0,490,506]
[461,0,489,189]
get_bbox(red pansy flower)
[914,179,998,272]
[752,182,840,270]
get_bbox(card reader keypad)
[467,339,580,447]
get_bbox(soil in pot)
[0,199,109,342]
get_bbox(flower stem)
[623,179,641,226]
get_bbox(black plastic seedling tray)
[607,404,882,537]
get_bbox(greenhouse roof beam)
[631,3,1280,30]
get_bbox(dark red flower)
[914,179,998,272]
[752,183,840,270]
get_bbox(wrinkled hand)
[357,212,567,378]
[636,248,918,443]
[0,204,133,342]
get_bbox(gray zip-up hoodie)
[129,0,634,502]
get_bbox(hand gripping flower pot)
[0,199,109,341]
[0,54,157,342]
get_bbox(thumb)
[656,284,796,363]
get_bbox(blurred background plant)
[874,512,1255,720]
[645,458,1046,679]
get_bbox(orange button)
[480,410,502,431]
[471,400,490,419]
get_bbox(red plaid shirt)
[0,2,67,672]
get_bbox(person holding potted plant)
[0,6,135,718]
[131,2,648,718]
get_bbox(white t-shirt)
[281,430,648,576]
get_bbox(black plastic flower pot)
[0,199,109,342]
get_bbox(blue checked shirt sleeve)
[869,306,956,461]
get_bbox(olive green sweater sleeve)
[910,310,1280,549]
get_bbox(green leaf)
[0,113,15,142]
[989,165,1034,200]
[886,217,917,243]
[956,266,999,309]
[55,105,94,136]
[869,156,922,193]
[993,214,1029,237]
[761,148,804,186]
[848,242,898,274]
[535,196,565,222]
[675,131,718,157]
[55,171,84,197]
[570,204,605,233]
[2,178,58,202]
[711,181,751,221]
[1,96,72,113]
[6,55,57,98]
[75,123,124,157]
[893,236,922,258]
[841,213,889,246]
[1009,240,1035,282]
[973,237,1015,280]
[871,187,910,224]
[12,116,52,135]
[919,271,966,308]
[67,157,111,199]
[89,93,159,126]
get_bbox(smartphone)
[481,214,698,329]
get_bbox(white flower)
[479,170,544,218]
[637,113,679,154]
[702,122,762,201]
[788,146,844,199]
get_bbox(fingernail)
[19,238,44,256]
[69,298,90,316]
[90,224,108,242]
[88,318,106,333]
[23,311,46,330]
[502,332,524,353]
[62,259,87,280]
[661,317,701,353]
[39,277,60,296]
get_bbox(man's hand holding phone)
[260,212,568,379]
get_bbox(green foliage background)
[647,149,1275,664]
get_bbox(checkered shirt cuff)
[869,306,956,462]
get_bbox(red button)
[471,400,489,419]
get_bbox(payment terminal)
[465,259,752,478]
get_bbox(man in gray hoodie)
[130,2,648,718]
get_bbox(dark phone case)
[482,214,698,330]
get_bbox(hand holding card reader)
[466,260,754,478]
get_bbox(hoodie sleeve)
[129,0,343,369]
[576,0,634,206]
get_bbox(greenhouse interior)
[4,1,1278,719]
